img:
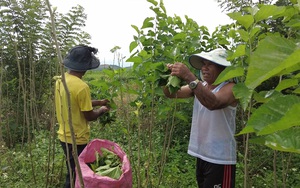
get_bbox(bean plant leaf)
[250,128,300,154]
[277,57,300,76]
[237,29,249,42]
[129,41,138,53]
[166,75,182,94]
[174,111,189,122]
[142,17,154,29]
[249,26,261,39]
[126,56,143,65]
[274,79,298,92]
[131,25,140,34]
[147,0,158,6]
[155,62,184,94]
[264,129,300,154]
[294,87,300,94]
[286,18,300,28]
[232,83,253,111]
[258,101,300,135]
[173,32,187,40]
[214,66,244,85]
[245,36,300,90]
[88,147,122,180]
[239,94,300,135]
[228,44,246,60]
[253,91,271,104]
[254,5,285,22]
[227,12,254,30]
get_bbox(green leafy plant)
[86,72,119,126]
[2,1,300,188]
[156,63,184,94]
[89,147,122,180]
[97,99,117,126]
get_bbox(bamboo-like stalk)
[144,82,155,186]
[3,67,12,147]
[281,153,292,188]
[244,100,252,188]
[273,150,277,188]
[136,105,141,188]
[45,100,59,187]
[13,39,37,184]
[158,98,178,185]
[45,1,84,187]
[28,43,38,132]
[0,50,3,144]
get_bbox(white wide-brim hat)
[189,48,231,70]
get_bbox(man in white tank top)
[163,48,238,188]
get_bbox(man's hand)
[92,99,110,107]
[83,105,110,121]
[98,106,110,115]
[99,99,110,106]
[169,62,196,82]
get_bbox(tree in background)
[0,0,90,147]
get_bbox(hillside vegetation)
[1,0,300,187]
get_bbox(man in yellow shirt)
[55,45,110,188]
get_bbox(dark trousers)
[60,141,87,188]
[196,157,236,188]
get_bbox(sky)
[49,0,233,67]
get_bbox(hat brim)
[63,55,100,72]
[189,55,205,70]
[189,51,231,70]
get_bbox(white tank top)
[187,81,237,165]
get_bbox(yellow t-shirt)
[55,72,93,145]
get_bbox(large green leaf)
[214,66,244,85]
[237,29,249,42]
[264,130,300,154]
[147,0,158,6]
[254,5,285,22]
[173,32,187,40]
[275,78,298,92]
[276,59,300,76]
[166,75,182,94]
[245,36,299,90]
[249,128,300,154]
[232,83,253,111]
[229,44,246,60]
[129,41,138,53]
[253,91,271,104]
[142,17,154,29]
[286,18,300,28]
[294,87,300,94]
[241,94,300,134]
[258,101,300,135]
[249,26,261,39]
[227,12,254,30]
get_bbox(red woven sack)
[75,139,132,188]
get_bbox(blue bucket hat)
[63,45,100,72]
[189,48,231,70]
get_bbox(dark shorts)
[196,157,236,188]
[60,141,87,188]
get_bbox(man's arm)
[82,106,109,121]
[163,85,194,99]
[92,99,109,107]
[193,82,237,110]
[167,62,237,110]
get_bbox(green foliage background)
[0,0,300,187]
